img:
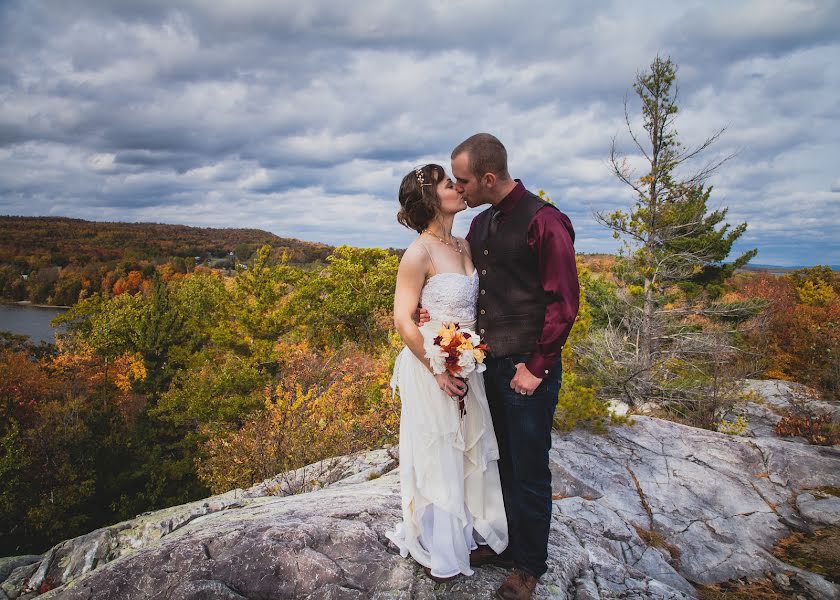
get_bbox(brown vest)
[470,192,556,357]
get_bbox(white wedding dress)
[387,268,508,578]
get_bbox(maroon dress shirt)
[467,181,579,378]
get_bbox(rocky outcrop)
[719,379,840,439]
[2,380,839,599]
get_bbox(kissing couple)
[387,133,580,599]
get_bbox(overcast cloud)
[1,0,838,266]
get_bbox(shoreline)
[2,300,71,309]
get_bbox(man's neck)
[488,179,518,206]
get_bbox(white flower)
[457,350,476,374]
[424,344,447,375]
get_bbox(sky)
[1,1,838,267]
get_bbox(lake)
[0,304,69,344]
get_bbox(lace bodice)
[420,271,478,323]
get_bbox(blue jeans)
[483,353,561,579]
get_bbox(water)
[0,304,69,344]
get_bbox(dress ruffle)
[387,319,508,578]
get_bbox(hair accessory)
[415,166,433,187]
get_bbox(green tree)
[286,246,399,349]
[591,56,758,420]
[0,418,32,553]
[169,270,229,348]
[152,257,287,460]
[223,245,300,353]
[134,276,189,397]
[154,352,265,430]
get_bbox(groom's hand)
[511,363,542,396]
[414,306,431,325]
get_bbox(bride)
[387,164,508,581]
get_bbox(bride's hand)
[434,373,467,399]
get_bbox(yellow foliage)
[553,257,630,432]
[764,368,794,381]
[720,291,743,303]
[196,341,400,494]
[797,279,836,307]
[716,415,748,436]
[113,353,146,393]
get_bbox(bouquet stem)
[456,376,468,418]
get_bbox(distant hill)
[0,216,338,305]
[741,263,839,274]
[574,255,840,276]
[0,216,334,265]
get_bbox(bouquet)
[424,322,488,416]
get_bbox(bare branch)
[624,94,651,162]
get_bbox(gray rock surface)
[0,558,40,585]
[797,493,840,527]
[3,380,840,599]
[719,379,840,438]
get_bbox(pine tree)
[591,56,758,422]
[135,275,188,398]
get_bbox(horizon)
[1,1,839,266]
[4,213,838,270]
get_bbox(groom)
[453,133,579,599]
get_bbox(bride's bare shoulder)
[399,239,431,273]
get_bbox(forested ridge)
[0,216,334,305]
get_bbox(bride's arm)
[393,245,465,399]
[393,244,434,368]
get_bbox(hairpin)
[415,167,433,187]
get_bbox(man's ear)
[482,172,497,188]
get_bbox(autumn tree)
[590,56,758,422]
[196,340,400,493]
[735,267,840,400]
[286,246,399,349]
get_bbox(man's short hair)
[451,133,510,180]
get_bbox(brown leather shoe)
[495,568,538,600]
[469,545,514,568]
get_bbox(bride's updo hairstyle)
[397,164,445,233]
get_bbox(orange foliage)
[579,254,617,278]
[196,340,399,493]
[731,272,840,399]
[0,349,56,422]
[775,413,840,446]
[111,270,145,296]
[47,343,148,422]
[155,263,186,283]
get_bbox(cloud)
[0,0,838,266]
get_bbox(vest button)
[480,328,485,334]
[480,309,486,315]
[483,249,489,255]
[480,289,486,295]
[481,269,487,275]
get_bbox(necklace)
[422,230,464,254]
